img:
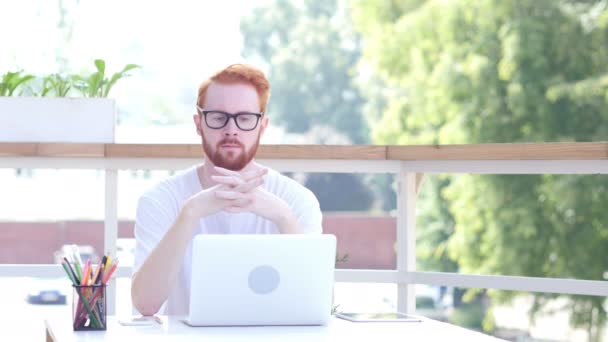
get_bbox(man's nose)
[223,117,239,135]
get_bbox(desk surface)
[45,315,506,341]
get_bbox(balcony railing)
[0,142,607,315]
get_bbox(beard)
[202,133,261,171]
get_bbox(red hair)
[197,64,270,113]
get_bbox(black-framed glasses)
[197,106,263,131]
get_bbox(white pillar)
[104,169,118,315]
[396,167,417,313]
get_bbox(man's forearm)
[131,206,199,315]
[273,203,302,234]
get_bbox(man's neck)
[197,160,258,189]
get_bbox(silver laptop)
[185,234,336,326]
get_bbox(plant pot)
[0,97,116,143]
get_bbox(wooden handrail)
[0,142,606,160]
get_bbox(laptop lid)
[187,234,336,326]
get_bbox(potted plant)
[0,59,139,143]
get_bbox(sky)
[0,1,265,71]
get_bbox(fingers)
[227,198,251,207]
[211,175,243,187]
[212,175,261,192]
[215,194,251,214]
[211,169,266,193]
[243,168,268,181]
[215,189,253,211]
[234,177,264,193]
[214,166,268,181]
[215,190,244,200]
[213,166,240,177]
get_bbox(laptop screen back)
[187,234,336,326]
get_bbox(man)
[131,64,322,315]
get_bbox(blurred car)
[26,289,66,305]
[26,277,69,305]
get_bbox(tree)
[352,0,608,339]
[241,0,375,211]
[241,0,368,144]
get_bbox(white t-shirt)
[132,164,322,315]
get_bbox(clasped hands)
[211,166,269,214]
[186,164,296,229]
[185,166,298,233]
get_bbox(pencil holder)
[72,284,106,331]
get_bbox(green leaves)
[73,59,141,98]
[1,59,140,98]
[103,63,139,97]
[0,70,35,96]
[241,0,369,144]
[41,74,72,97]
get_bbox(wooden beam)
[105,144,202,158]
[387,142,608,160]
[0,142,606,160]
[257,145,387,160]
[37,143,104,157]
[0,143,38,156]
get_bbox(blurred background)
[1,1,607,341]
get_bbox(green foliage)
[305,173,373,211]
[416,175,458,273]
[241,0,368,144]
[41,74,72,97]
[72,59,140,98]
[1,59,139,98]
[352,0,608,336]
[449,302,487,331]
[416,295,436,309]
[336,253,349,265]
[0,70,35,96]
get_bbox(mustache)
[217,139,244,148]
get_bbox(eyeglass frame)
[196,105,264,131]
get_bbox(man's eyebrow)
[207,109,262,114]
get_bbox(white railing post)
[396,166,417,313]
[104,169,118,315]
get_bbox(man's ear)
[193,114,202,136]
[259,116,269,137]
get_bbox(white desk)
[45,315,506,341]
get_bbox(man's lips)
[219,142,243,149]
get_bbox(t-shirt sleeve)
[132,191,178,274]
[291,188,323,234]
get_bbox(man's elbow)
[131,276,161,316]
[135,303,160,316]
[132,291,161,316]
